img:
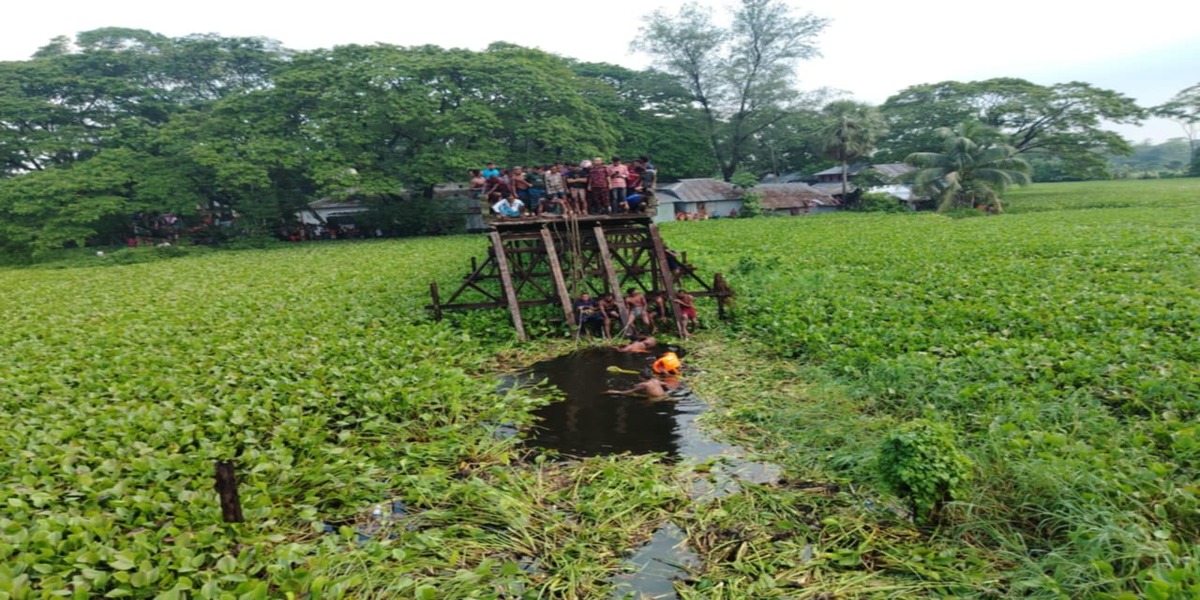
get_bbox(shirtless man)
[598,293,621,338]
[617,335,657,353]
[605,368,667,399]
[624,287,650,332]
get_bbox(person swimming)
[604,368,667,399]
[617,335,657,353]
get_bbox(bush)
[739,191,764,218]
[855,192,906,213]
[877,419,972,525]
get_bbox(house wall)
[660,200,742,220]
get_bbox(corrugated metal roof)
[309,198,367,210]
[811,182,857,197]
[756,183,839,209]
[658,178,742,204]
[811,163,868,177]
[869,163,915,180]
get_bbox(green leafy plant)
[877,420,972,525]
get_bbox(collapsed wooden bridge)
[428,214,733,340]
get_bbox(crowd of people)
[471,156,658,218]
[572,287,698,339]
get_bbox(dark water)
[521,347,690,458]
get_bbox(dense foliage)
[0,30,719,259]
[3,180,1198,598]
[0,240,685,598]
[671,178,1200,597]
[877,78,1144,180]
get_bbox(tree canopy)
[904,122,1032,212]
[635,0,828,181]
[0,30,720,257]
[878,78,1143,180]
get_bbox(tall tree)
[904,123,1031,212]
[879,78,1143,179]
[819,100,888,199]
[635,0,828,181]
[1153,83,1200,171]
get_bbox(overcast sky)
[4,0,1198,143]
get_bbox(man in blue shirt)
[482,162,500,179]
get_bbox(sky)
[4,0,1198,143]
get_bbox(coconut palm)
[904,123,1031,212]
[819,100,889,201]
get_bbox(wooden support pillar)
[430,282,443,321]
[593,225,630,332]
[540,228,576,327]
[648,224,687,338]
[713,273,728,320]
[214,461,244,523]
[490,231,527,342]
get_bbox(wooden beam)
[593,225,630,333]
[490,231,527,341]
[648,224,687,338]
[430,282,443,321]
[540,228,576,327]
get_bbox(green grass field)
[2,179,1198,598]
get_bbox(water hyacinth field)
[2,179,1199,598]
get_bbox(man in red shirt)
[587,156,610,214]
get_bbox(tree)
[1154,83,1200,171]
[879,78,1143,179]
[819,100,888,200]
[635,0,828,181]
[904,123,1031,212]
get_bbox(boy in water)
[605,368,667,399]
[617,335,657,353]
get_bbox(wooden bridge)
[428,214,733,341]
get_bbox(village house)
[654,178,838,220]
[756,183,841,215]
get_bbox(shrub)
[877,419,972,525]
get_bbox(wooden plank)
[541,228,577,327]
[648,224,687,338]
[593,225,630,333]
[490,231,527,341]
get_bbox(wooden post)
[541,228,576,327]
[430,282,443,321]
[593,225,630,332]
[214,461,244,523]
[490,231,527,342]
[648,224,687,338]
[713,273,727,320]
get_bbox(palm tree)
[819,100,889,201]
[904,123,1031,212]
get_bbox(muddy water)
[520,346,687,457]
[512,347,782,599]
